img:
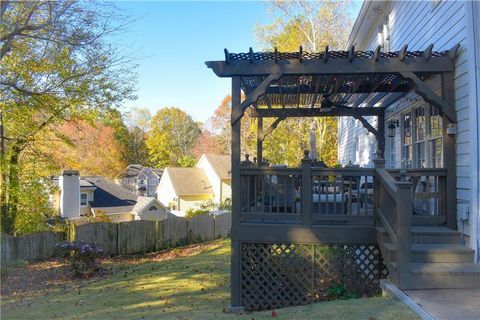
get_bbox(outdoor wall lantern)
[388,119,400,138]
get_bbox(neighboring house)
[338,0,479,256]
[157,167,214,215]
[52,170,168,222]
[196,154,232,203]
[157,154,231,215]
[117,164,163,197]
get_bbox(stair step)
[380,243,474,263]
[411,226,461,244]
[410,262,480,274]
[388,262,480,289]
[411,244,474,263]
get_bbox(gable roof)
[202,154,231,180]
[164,167,214,196]
[121,164,144,178]
[131,196,166,215]
[138,167,163,179]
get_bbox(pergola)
[206,44,459,312]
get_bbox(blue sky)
[115,1,362,123]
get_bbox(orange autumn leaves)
[47,119,126,178]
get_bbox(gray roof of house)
[122,164,144,178]
[131,196,166,215]
[51,177,95,188]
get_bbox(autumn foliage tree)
[0,1,136,234]
[146,107,201,168]
[251,0,353,166]
[48,120,127,178]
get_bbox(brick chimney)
[59,170,80,218]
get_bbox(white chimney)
[59,170,80,218]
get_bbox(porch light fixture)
[388,119,399,138]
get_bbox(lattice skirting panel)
[241,242,388,311]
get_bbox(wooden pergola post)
[441,71,457,229]
[257,117,263,166]
[229,76,244,313]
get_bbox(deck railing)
[239,167,302,224]
[375,167,413,276]
[239,160,376,225]
[387,169,447,218]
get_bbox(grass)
[1,239,419,320]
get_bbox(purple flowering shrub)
[56,241,103,277]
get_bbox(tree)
[205,95,233,154]
[123,107,152,166]
[255,0,352,52]
[146,107,201,168]
[0,1,136,234]
[193,128,224,158]
[47,119,127,178]
[253,0,352,166]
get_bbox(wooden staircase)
[374,167,480,290]
[377,225,480,289]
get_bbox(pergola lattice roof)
[206,45,458,121]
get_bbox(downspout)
[466,1,480,262]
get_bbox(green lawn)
[1,239,419,320]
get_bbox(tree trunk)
[3,142,22,235]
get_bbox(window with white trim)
[401,104,443,169]
[401,113,412,168]
[80,193,88,206]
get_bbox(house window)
[401,113,412,168]
[80,193,88,206]
[400,104,443,169]
[149,206,157,211]
[414,106,426,168]
[388,135,395,168]
[427,105,443,168]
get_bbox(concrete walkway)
[405,289,480,320]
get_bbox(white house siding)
[338,116,378,167]
[340,1,478,250]
[221,180,232,202]
[156,170,178,210]
[196,156,222,203]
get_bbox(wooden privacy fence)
[71,213,231,255]
[1,213,231,266]
[1,232,64,267]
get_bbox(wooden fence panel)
[1,233,16,267]
[118,220,157,255]
[189,215,214,241]
[214,213,231,238]
[15,232,64,261]
[158,216,187,247]
[75,222,118,255]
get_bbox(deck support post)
[378,113,385,160]
[441,72,457,230]
[229,76,244,313]
[396,179,413,280]
[301,155,312,226]
[373,158,386,226]
[257,117,263,166]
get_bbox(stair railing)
[374,161,413,277]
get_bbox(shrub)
[326,283,359,300]
[56,241,103,278]
[185,208,210,219]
